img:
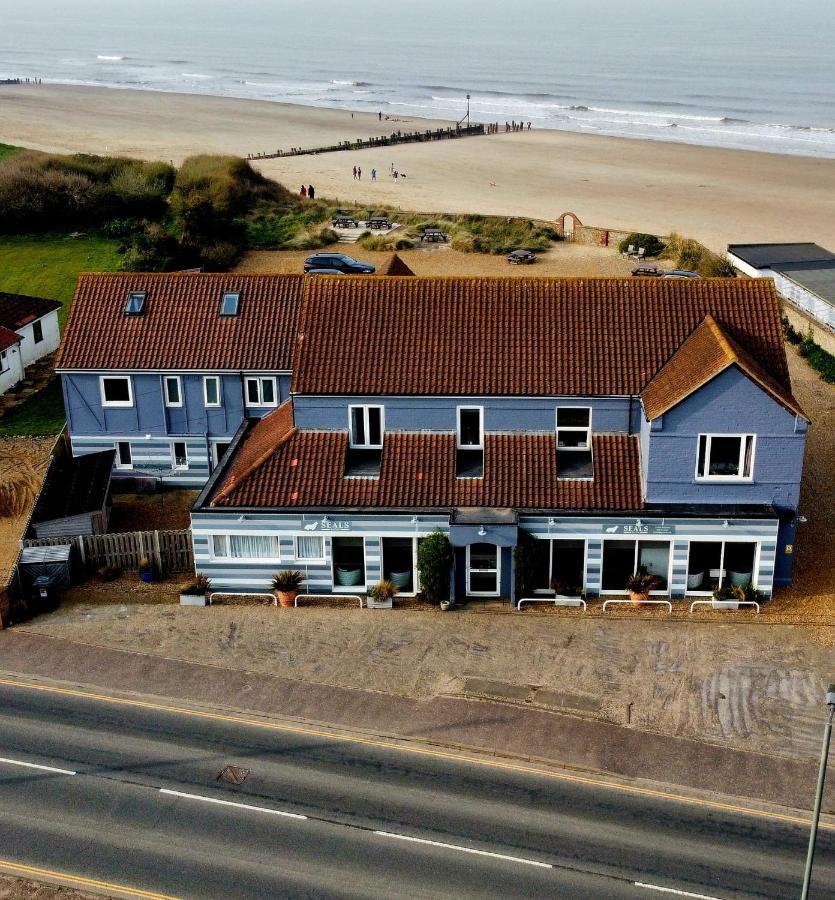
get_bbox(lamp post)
[801,683,835,899]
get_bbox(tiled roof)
[293,277,790,397]
[56,273,304,371]
[209,431,642,511]
[377,253,415,276]
[0,326,21,352]
[642,315,805,420]
[0,292,61,331]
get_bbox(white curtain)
[296,535,323,560]
[229,535,281,559]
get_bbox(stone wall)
[782,302,835,355]
[554,212,632,249]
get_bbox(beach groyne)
[249,123,486,160]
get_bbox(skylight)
[220,291,241,316]
[124,291,146,316]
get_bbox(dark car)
[631,265,662,277]
[305,268,347,276]
[303,253,375,274]
[507,249,536,264]
[662,269,700,279]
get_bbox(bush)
[618,232,664,257]
[417,531,454,604]
[200,241,241,271]
[663,232,736,277]
[271,570,305,592]
[181,574,211,595]
[121,222,183,272]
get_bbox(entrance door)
[467,543,500,596]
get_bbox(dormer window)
[349,405,383,449]
[456,406,483,478]
[124,291,146,316]
[556,406,593,480]
[220,291,240,316]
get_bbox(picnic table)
[332,216,359,229]
[420,229,449,243]
[367,217,393,230]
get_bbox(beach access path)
[1,84,834,251]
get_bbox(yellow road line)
[0,675,830,832]
[0,858,179,899]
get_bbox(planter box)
[712,599,740,611]
[366,597,393,610]
[180,592,208,606]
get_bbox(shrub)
[417,530,454,604]
[368,580,398,603]
[121,222,183,272]
[271,570,305,593]
[618,233,664,257]
[663,232,736,277]
[625,572,660,595]
[200,241,241,271]
[181,574,211,595]
[138,556,155,575]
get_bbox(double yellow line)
[1,674,830,832]
[0,858,177,899]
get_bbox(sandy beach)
[2,84,835,250]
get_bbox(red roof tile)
[209,431,642,511]
[0,326,21,353]
[56,273,304,371]
[642,315,805,420]
[293,277,790,397]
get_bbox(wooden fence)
[22,529,194,576]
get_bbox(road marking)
[375,830,553,868]
[635,883,726,899]
[0,858,178,899]
[159,788,307,819]
[1,676,830,833]
[0,756,76,776]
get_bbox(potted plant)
[712,583,743,610]
[272,570,305,608]
[138,556,157,584]
[180,574,212,606]
[439,598,453,611]
[625,572,659,606]
[367,579,397,610]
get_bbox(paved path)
[0,630,832,815]
[0,677,833,899]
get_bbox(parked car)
[662,270,700,279]
[303,253,376,274]
[507,249,536,265]
[305,268,347,276]
[631,265,662,277]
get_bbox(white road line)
[374,830,553,869]
[635,883,726,900]
[0,756,76,776]
[159,788,307,820]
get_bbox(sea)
[1,0,834,158]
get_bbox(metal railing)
[602,598,673,613]
[689,599,760,614]
[294,593,364,609]
[517,596,586,611]
[207,591,276,605]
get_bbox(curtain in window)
[296,535,323,559]
[229,535,281,559]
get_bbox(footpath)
[0,629,831,816]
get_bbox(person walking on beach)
[378,111,382,121]
[300,185,307,198]
[308,184,315,200]
[352,165,357,180]
[371,168,376,181]
[357,166,362,180]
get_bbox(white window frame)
[203,376,221,408]
[171,440,189,471]
[466,543,501,597]
[115,441,133,470]
[348,404,384,449]
[695,433,756,482]
[164,375,183,408]
[685,539,761,596]
[556,406,592,451]
[210,440,231,468]
[381,535,421,597]
[209,533,283,563]
[100,375,133,408]
[600,538,673,595]
[244,376,278,408]
[294,534,326,563]
[0,349,8,373]
[456,406,484,449]
[331,535,367,593]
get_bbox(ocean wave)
[331,80,372,87]
[181,72,213,79]
[97,55,126,61]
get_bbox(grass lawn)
[0,378,65,437]
[0,143,21,161]
[0,233,123,324]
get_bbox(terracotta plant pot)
[277,590,297,608]
[629,591,648,607]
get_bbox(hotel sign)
[603,523,674,535]
[303,518,351,532]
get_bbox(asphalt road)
[0,679,832,900]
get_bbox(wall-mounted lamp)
[237,515,246,522]
[478,525,487,537]
[548,517,556,527]
[410,515,419,525]
[797,515,808,524]
[722,520,730,529]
